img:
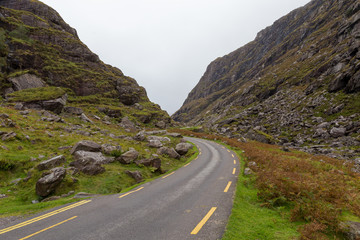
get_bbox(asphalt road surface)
[0,137,239,240]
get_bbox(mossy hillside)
[0,5,148,105]
[0,105,193,217]
[7,86,66,102]
[173,0,360,127]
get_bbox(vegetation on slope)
[170,128,360,239]
[0,103,193,217]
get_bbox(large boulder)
[148,140,163,148]
[36,167,66,197]
[175,143,193,155]
[69,152,105,175]
[135,155,162,172]
[341,221,360,240]
[133,131,146,141]
[147,135,171,142]
[9,74,46,91]
[70,140,101,154]
[73,150,111,164]
[41,94,67,114]
[166,132,182,138]
[125,170,143,183]
[330,127,347,138]
[157,147,180,159]
[64,107,83,115]
[117,150,139,164]
[101,144,122,155]
[119,117,137,132]
[37,155,66,171]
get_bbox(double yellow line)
[119,187,144,199]
[0,200,91,235]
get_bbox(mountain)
[0,0,196,212]
[0,0,170,126]
[173,0,360,160]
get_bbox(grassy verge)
[222,148,300,240]
[170,128,360,239]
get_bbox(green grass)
[7,86,66,102]
[0,104,194,218]
[221,149,300,240]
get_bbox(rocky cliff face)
[173,0,360,160]
[0,0,146,105]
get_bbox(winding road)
[0,137,239,240]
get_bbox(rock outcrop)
[36,167,66,197]
[173,0,360,160]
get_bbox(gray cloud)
[41,0,310,114]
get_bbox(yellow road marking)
[224,181,232,192]
[184,162,191,167]
[191,207,217,235]
[227,150,230,153]
[233,160,236,165]
[0,200,90,235]
[162,172,175,179]
[231,154,234,158]
[222,146,225,149]
[232,168,236,175]
[119,187,144,199]
[19,216,78,240]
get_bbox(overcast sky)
[41,0,310,114]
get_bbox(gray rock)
[134,131,146,141]
[80,113,93,123]
[157,147,180,159]
[118,150,139,164]
[70,140,101,154]
[135,155,162,172]
[10,178,22,185]
[69,154,105,176]
[14,103,24,110]
[1,132,17,141]
[175,143,193,155]
[147,136,171,142]
[316,122,330,129]
[330,127,347,138]
[9,74,46,91]
[19,110,30,115]
[37,155,66,171]
[41,94,67,114]
[0,194,7,199]
[61,191,75,198]
[125,170,143,183]
[73,192,97,199]
[341,221,360,240]
[166,132,182,138]
[32,200,39,204]
[244,168,253,176]
[120,117,136,131]
[73,151,108,164]
[155,120,166,129]
[101,144,121,155]
[35,167,66,197]
[148,139,163,148]
[64,107,83,115]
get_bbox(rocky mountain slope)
[173,0,360,160]
[0,0,170,126]
[0,0,196,217]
